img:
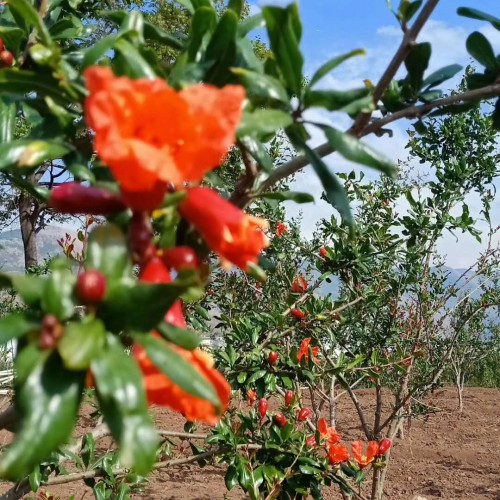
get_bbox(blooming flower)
[133,257,230,423]
[247,388,257,406]
[297,338,319,363]
[328,444,350,464]
[351,440,380,467]
[179,187,269,271]
[318,418,341,446]
[275,222,287,237]
[291,274,308,293]
[306,435,317,447]
[84,66,245,197]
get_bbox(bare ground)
[0,387,498,499]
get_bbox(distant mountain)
[0,226,80,273]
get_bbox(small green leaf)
[466,32,498,71]
[246,369,266,385]
[0,350,84,480]
[404,42,431,93]
[91,340,157,474]
[0,140,71,170]
[237,109,293,138]
[0,313,39,345]
[322,126,396,177]
[309,49,365,88]
[58,316,107,370]
[232,68,289,104]
[157,321,201,350]
[256,191,314,204]
[133,333,221,409]
[457,7,500,31]
[225,464,239,490]
[304,88,371,112]
[422,64,462,90]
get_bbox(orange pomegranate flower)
[179,187,269,271]
[318,418,341,446]
[84,66,245,195]
[133,257,231,423]
[351,440,380,467]
[297,338,319,363]
[275,222,287,237]
[291,274,308,293]
[328,444,350,464]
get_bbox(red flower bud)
[297,407,311,421]
[285,390,294,407]
[247,388,257,406]
[273,413,287,427]
[320,246,327,257]
[76,270,107,305]
[0,50,14,67]
[129,212,154,265]
[39,315,63,349]
[161,246,199,271]
[50,182,126,215]
[291,308,305,320]
[306,435,317,447]
[378,438,391,455]
[258,398,268,419]
[268,351,278,366]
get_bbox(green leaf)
[0,140,71,170]
[157,321,201,350]
[0,351,84,480]
[422,64,462,90]
[256,191,314,204]
[228,0,244,18]
[404,42,431,92]
[304,88,370,112]
[114,38,156,79]
[238,14,264,36]
[0,27,25,57]
[262,4,304,96]
[322,126,396,176]
[188,6,217,62]
[0,98,16,144]
[225,464,238,490]
[492,98,500,131]
[58,317,107,370]
[303,144,353,228]
[246,369,266,384]
[457,7,500,31]
[0,313,39,345]
[41,268,76,321]
[86,224,131,282]
[7,0,52,46]
[399,0,422,22]
[91,340,157,474]
[309,49,365,88]
[466,32,498,71]
[232,68,289,104]
[237,109,293,138]
[10,275,45,307]
[133,333,221,410]
[175,0,194,14]
[83,33,119,67]
[238,136,274,173]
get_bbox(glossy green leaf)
[304,88,370,112]
[225,464,239,490]
[41,268,76,321]
[457,7,500,31]
[238,136,274,173]
[114,38,156,79]
[262,4,304,96]
[91,340,157,474]
[7,0,52,46]
[233,68,289,104]
[0,140,71,170]
[237,109,293,138]
[0,350,84,480]
[134,333,221,409]
[304,144,353,228]
[422,64,462,90]
[0,313,39,345]
[0,27,25,57]
[309,49,365,88]
[83,33,119,67]
[256,191,314,204]
[322,126,396,177]
[157,321,201,350]
[466,32,498,71]
[404,42,431,92]
[58,316,107,370]
[86,224,131,282]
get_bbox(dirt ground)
[0,387,498,499]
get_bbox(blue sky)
[250,0,500,268]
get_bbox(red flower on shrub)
[297,407,311,421]
[378,438,391,455]
[84,66,245,197]
[328,444,349,464]
[179,187,269,271]
[297,338,319,363]
[306,435,317,447]
[351,440,379,467]
[247,388,257,406]
[291,308,305,320]
[132,258,230,424]
[318,418,341,446]
[275,222,287,237]
[291,274,308,293]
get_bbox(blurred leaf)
[83,33,119,67]
[466,32,498,71]
[41,268,76,321]
[404,42,431,92]
[0,350,84,480]
[114,38,156,79]
[92,340,157,474]
[457,7,500,31]
[7,0,52,46]
[134,333,221,409]
[232,68,289,104]
[59,317,107,370]
[262,4,304,96]
[0,313,39,345]
[422,64,462,90]
[0,140,71,170]
[228,0,244,18]
[157,321,201,350]
[0,27,25,56]
[304,88,370,112]
[238,136,273,172]
[237,109,292,137]
[309,49,365,88]
[322,126,396,176]
[256,191,314,204]
[188,6,217,62]
[238,14,264,36]
[0,98,16,144]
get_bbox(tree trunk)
[456,371,464,412]
[18,193,38,270]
